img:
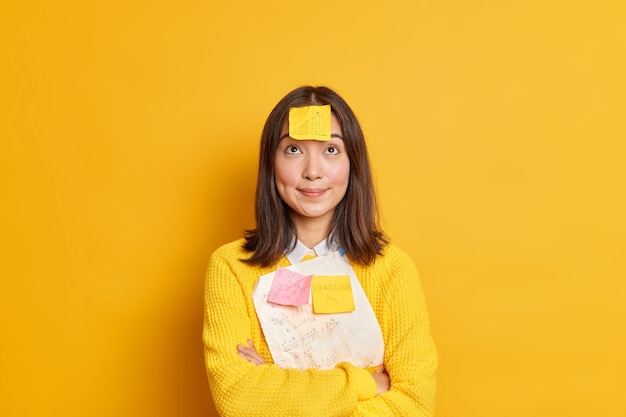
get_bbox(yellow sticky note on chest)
[311,275,355,313]
[288,105,331,141]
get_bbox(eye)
[285,145,302,155]
[324,145,340,155]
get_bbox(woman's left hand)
[237,339,265,365]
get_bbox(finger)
[237,347,256,362]
[238,351,263,365]
[245,348,265,365]
[237,342,265,365]
[245,339,264,361]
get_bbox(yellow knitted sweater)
[203,239,437,416]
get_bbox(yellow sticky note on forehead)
[288,105,331,141]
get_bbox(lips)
[298,188,327,198]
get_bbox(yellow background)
[2,1,625,416]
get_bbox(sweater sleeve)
[203,246,377,417]
[352,249,438,416]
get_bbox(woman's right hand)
[372,370,390,395]
[237,339,266,366]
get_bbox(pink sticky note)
[268,267,312,306]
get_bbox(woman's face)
[274,113,350,231]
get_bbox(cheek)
[274,161,297,187]
[328,160,351,186]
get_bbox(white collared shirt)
[284,238,338,265]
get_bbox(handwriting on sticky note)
[268,267,312,306]
[311,275,355,313]
[288,105,331,141]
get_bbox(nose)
[303,153,323,180]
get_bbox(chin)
[294,208,331,220]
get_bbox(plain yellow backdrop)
[1,1,625,416]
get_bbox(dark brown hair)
[243,86,387,266]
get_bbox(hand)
[237,339,265,365]
[372,370,390,395]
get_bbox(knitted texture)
[203,239,437,417]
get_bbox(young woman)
[203,86,437,416]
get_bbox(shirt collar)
[284,238,338,265]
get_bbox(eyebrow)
[279,133,344,140]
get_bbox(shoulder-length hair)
[243,86,387,266]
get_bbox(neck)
[291,215,332,249]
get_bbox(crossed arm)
[237,339,391,395]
